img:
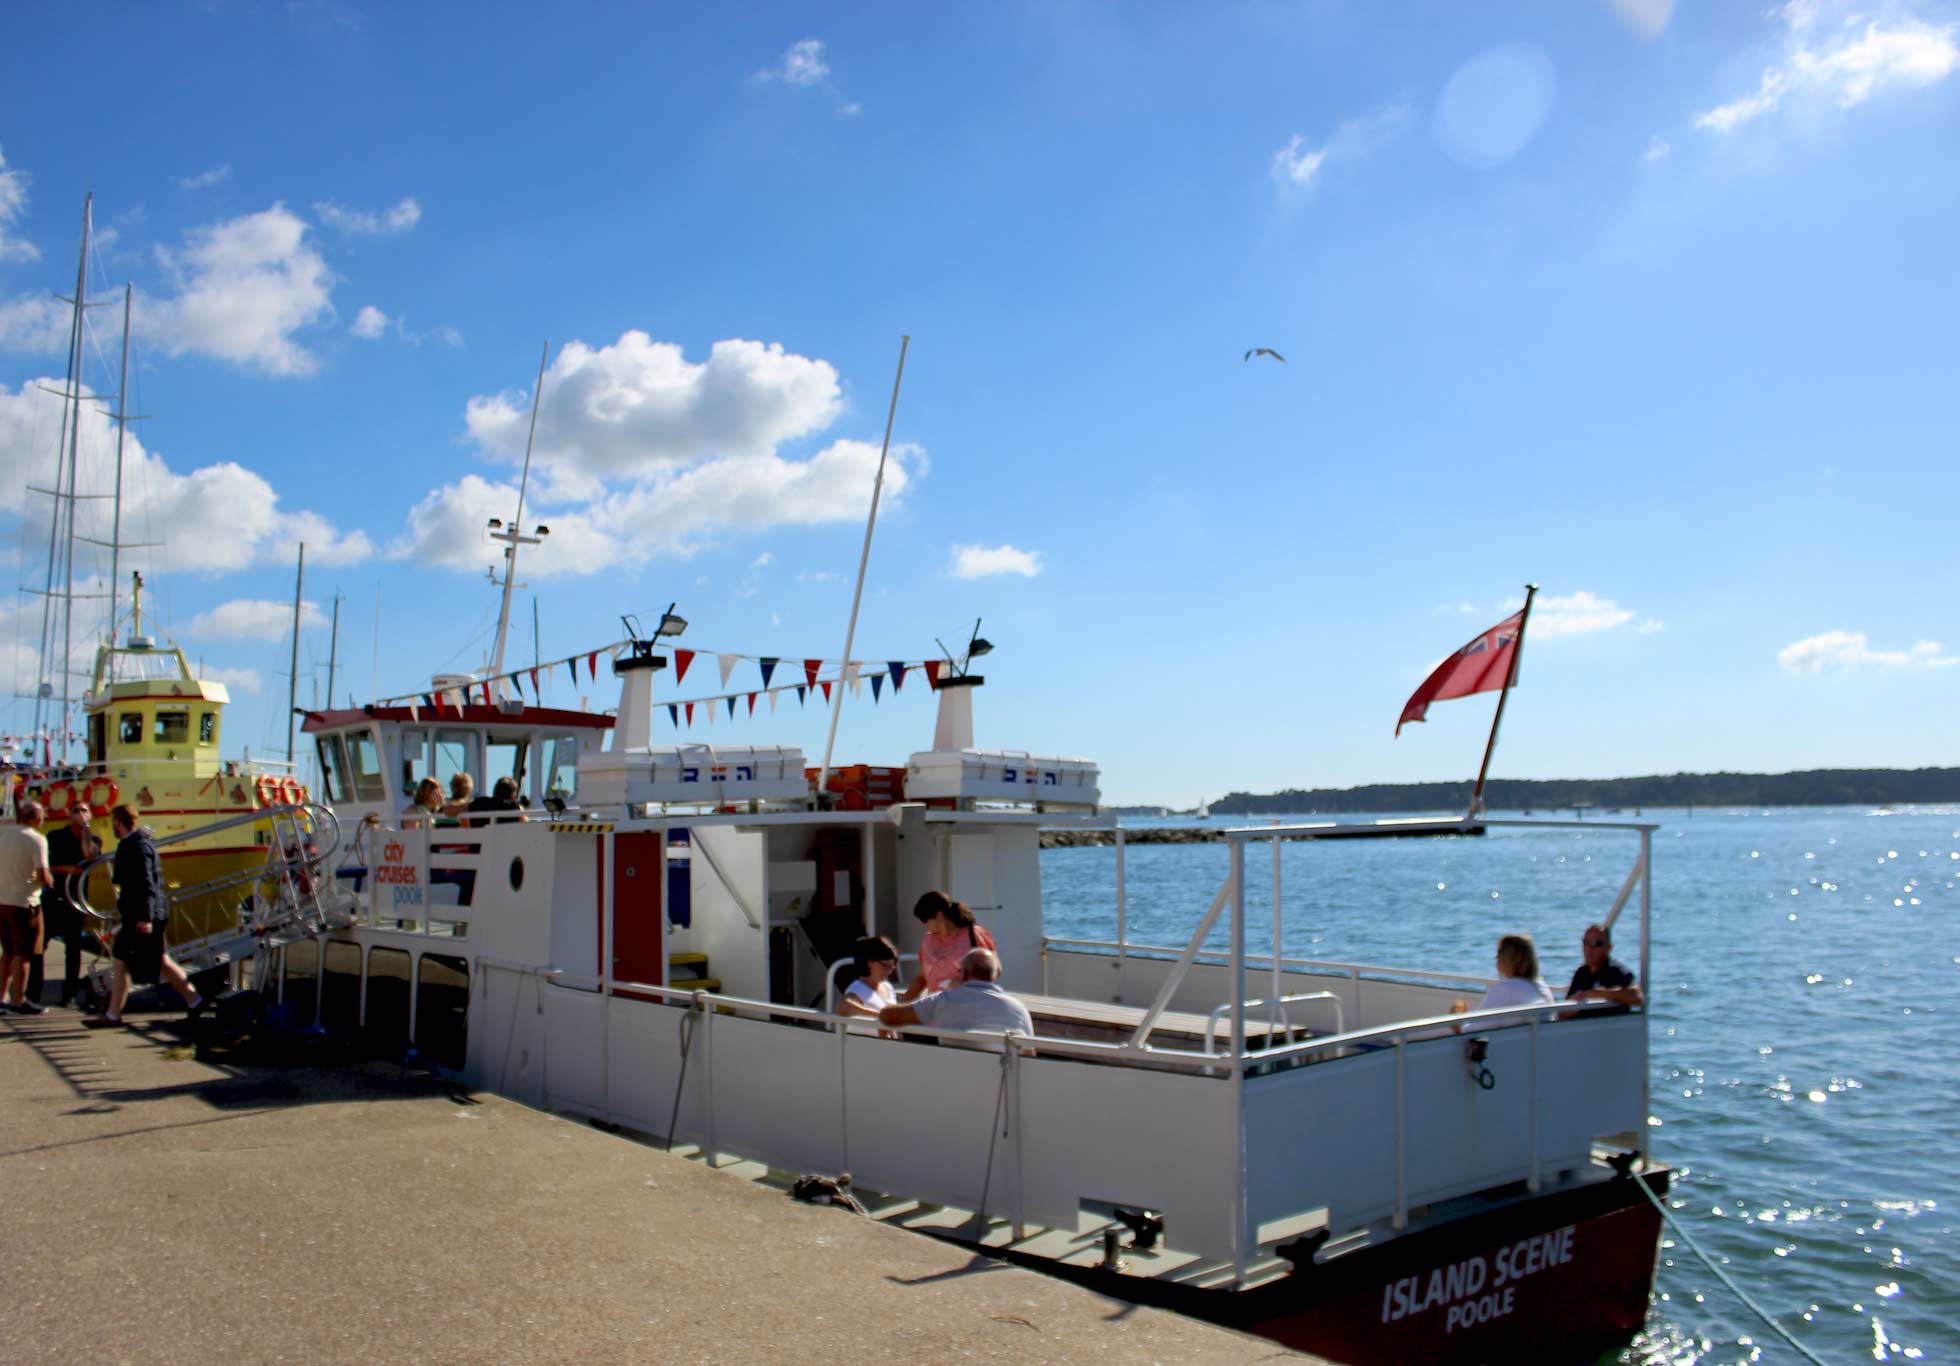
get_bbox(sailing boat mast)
[108,282,133,637]
[486,342,549,695]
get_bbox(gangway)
[68,803,356,997]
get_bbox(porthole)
[509,856,525,891]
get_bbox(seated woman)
[901,891,995,1001]
[1474,933,1554,1016]
[837,934,900,1023]
[401,777,444,826]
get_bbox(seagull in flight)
[1243,347,1286,363]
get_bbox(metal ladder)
[69,803,355,995]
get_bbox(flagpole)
[1468,582,1537,818]
[816,334,910,797]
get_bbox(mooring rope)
[1629,1168,1827,1366]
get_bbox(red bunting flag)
[675,649,695,684]
[820,680,833,702]
[685,702,695,726]
[1396,608,1527,736]
[747,692,757,715]
[530,666,540,695]
[804,658,822,687]
[924,660,943,689]
[481,681,492,706]
[588,650,599,682]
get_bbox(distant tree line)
[1210,768,1960,814]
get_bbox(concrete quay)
[0,1005,1313,1363]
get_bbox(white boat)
[256,619,1667,1364]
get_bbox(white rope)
[1629,1169,1827,1366]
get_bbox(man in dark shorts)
[1565,923,1643,1007]
[84,804,203,1028]
[33,800,99,1007]
[0,799,52,1015]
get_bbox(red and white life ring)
[255,776,279,808]
[83,776,118,811]
[281,777,303,807]
[42,781,75,815]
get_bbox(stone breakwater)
[1040,827,1225,848]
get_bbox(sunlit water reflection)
[1039,806,1957,1363]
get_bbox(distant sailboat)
[1196,797,1210,820]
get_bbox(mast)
[30,195,91,755]
[487,342,549,693]
[324,592,341,711]
[108,282,132,637]
[286,543,305,763]
[56,197,92,763]
[816,334,910,793]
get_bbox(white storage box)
[581,743,808,808]
[904,748,1100,808]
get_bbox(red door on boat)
[611,832,664,987]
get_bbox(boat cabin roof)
[300,705,613,734]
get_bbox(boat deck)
[0,1005,1320,1363]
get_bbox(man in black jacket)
[83,804,203,1028]
[34,800,99,1007]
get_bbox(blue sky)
[1,0,1955,804]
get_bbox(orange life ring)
[255,776,278,808]
[281,778,303,806]
[43,780,74,815]
[84,776,118,811]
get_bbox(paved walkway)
[0,1005,1310,1363]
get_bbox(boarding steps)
[669,951,720,992]
[73,803,355,996]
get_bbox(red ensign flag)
[1396,609,1527,736]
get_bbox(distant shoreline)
[1143,767,1960,817]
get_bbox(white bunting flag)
[408,703,420,723]
[717,653,738,687]
[767,689,779,714]
[847,662,862,699]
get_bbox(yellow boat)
[15,577,304,955]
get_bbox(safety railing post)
[1393,1037,1408,1230]
[1639,826,1653,1163]
[1229,835,1248,1288]
[1528,1015,1541,1193]
[701,991,718,1168]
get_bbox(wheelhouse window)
[485,737,528,803]
[154,711,190,744]
[399,727,429,798]
[541,734,579,806]
[433,730,479,795]
[199,711,217,745]
[119,713,143,745]
[316,734,352,804]
[346,729,386,802]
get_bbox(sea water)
[1039,806,1956,1364]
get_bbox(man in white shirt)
[0,801,53,1015]
[879,948,1034,1038]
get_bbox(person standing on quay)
[35,800,99,1008]
[85,805,203,1029]
[0,800,52,1015]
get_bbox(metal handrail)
[66,801,344,925]
[822,951,919,1015]
[1042,936,1493,989]
[1202,990,1344,1056]
[1218,815,1660,837]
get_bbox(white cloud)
[179,164,232,191]
[1777,629,1958,673]
[764,39,828,86]
[186,598,327,641]
[0,379,372,575]
[463,332,844,497]
[390,474,622,577]
[199,664,263,695]
[1603,0,1675,41]
[950,544,1041,580]
[1528,591,1638,639]
[144,204,334,377]
[1697,15,1959,132]
[0,293,71,353]
[1642,135,1671,163]
[0,145,37,263]
[752,38,859,114]
[1634,618,1665,634]
[751,552,773,568]
[1271,104,1410,191]
[314,196,422,235]
[351,304,389,339]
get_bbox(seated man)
[1566,924,1643,1007]
[879,948,1033,1040]
[466,776,526,827]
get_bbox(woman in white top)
[1476,933,1555,1015]
[838,935,900,1022]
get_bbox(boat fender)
[1464,1037,1496,1090]
[43,781,75,815]
[84,776,118,811]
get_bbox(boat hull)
[995,1168,1668,1366]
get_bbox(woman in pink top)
[902,890,994,1000]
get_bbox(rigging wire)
[1629,1169,1827,1366]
